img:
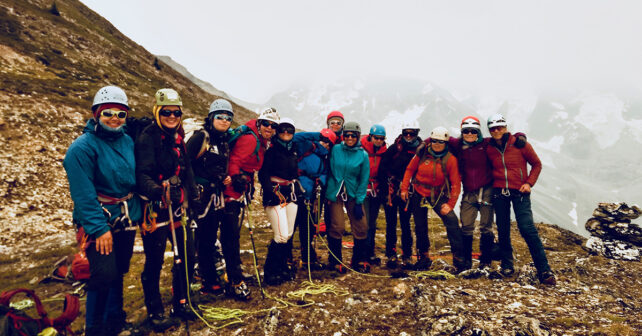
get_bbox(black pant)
[221,200,244,282]
[85,229,136,328]
[410,194,463,258]
[384,195,413,258]
[364,195,384,258]
[196,208,225,287]
[140,224,195,314]
[295,198,319,261]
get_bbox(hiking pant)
[295,199,320,262]
[140,224,195,315]
[265,202,297,243]
[364,195,384,258]
[460,186,494,236]
[196,208,225,288]
[410,194,463,261]
[493,189,551,274]
[384,195,413,258]
[328,198,367,240]
[221,200,245,283]
[85,229,136,329]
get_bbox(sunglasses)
[372,135,385,141]
[259,119,278,129]
[431,139,446,144]
[159,109,183,117]
[403,131,418,137]
[213,114,233,122]
[462,129,477,135]
[343,132,359,139]
[329,120,343,126]
[100,109,127,119]
[489,126,505,132]
[278,126,295,134]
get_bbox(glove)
[353,204,364,220]
[514,133,527,148]
[162,186,183,206]
[231,174,249,193]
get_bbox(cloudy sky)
[81,0,642,103]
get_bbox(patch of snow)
[553,111,568,120]
[532,135,564,154]
[551,102,565,110]
[508,302,523,309]
[573,93,626,149]
[568,202,578,227]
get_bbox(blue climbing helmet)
[369,124,386,137]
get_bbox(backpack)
[228,125,260,161]
[41,254,89,285]
[0,288,80,336]
[413,142,452,201]
[124,116,154,143]
[182,118,210,159]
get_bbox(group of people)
[64,85,556,336]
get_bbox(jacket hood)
[84,118,125,140]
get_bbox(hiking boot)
[264,270,284,286]
[282,260,297,281]
[401,256,415,270]
[367,255,381,266]
[227,280,251,301]
[478,262,492,270]
[301,259,326,271]
[146,313,179,333]
[414,256,432,271]
[330,263,348,274]
[539,271,557,286]
[118,322,145,336]
[170,303,199,321]
[353,261,371,273]
[200,283,225,298]
[386,255,399,269]
[500,267,515,277]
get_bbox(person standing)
[378,120,421,269]
[485,114,556,285]
[222,107,279,299]
[258,118,300,285]
[64,86,142,336]
[361,124,387,266]
[325,122,370,273]
[136,88,199,325]
[400,127,464,272]
[186,99,234,297]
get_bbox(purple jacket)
[449,137,493,192]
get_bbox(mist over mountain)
[265,76,642,235]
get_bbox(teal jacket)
[63,119,142,237]
[325,142,370,204]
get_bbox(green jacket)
[325,142,370,204]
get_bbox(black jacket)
[258,140,299,206]
[135,123,197,222]
[378,135,422,190]
[186,128,230,191]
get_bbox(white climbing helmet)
[460,116,481,130]
[401,119,420,131]
[258,107,280,123]
[487,113,507,129]
[92,85,128,111]
[430,126,449,141]
[209,98,234,116]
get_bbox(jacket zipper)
[495,145,509,189]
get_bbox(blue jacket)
[325,142,370,204]
[63,119,142,237]
[293,132,329,200]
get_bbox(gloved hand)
[162,186,183,206]
[231,174,249,193]
[353,204,364,220]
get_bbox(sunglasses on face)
[462,129,477,135]
[343,132,359,139]
[489,126,505,132]
[372,135,385,141]
[159,109,183,117]
[431,139,446,144]
[100,109,127,119]
[403,131,418,137]
[259,119,278,129]
[278,126,295,134]
[329,120,343,126]
[213,114,233,122]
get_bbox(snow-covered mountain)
[265,76,642,235]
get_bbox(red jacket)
[360,135,387,194]
[224,119,269,198]
[401,148,461,209]
[486,133,542,190]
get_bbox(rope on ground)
[316,235,391,279]
[410,270,456,280]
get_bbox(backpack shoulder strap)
[51,294,80,334]
[195,129,210,159]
